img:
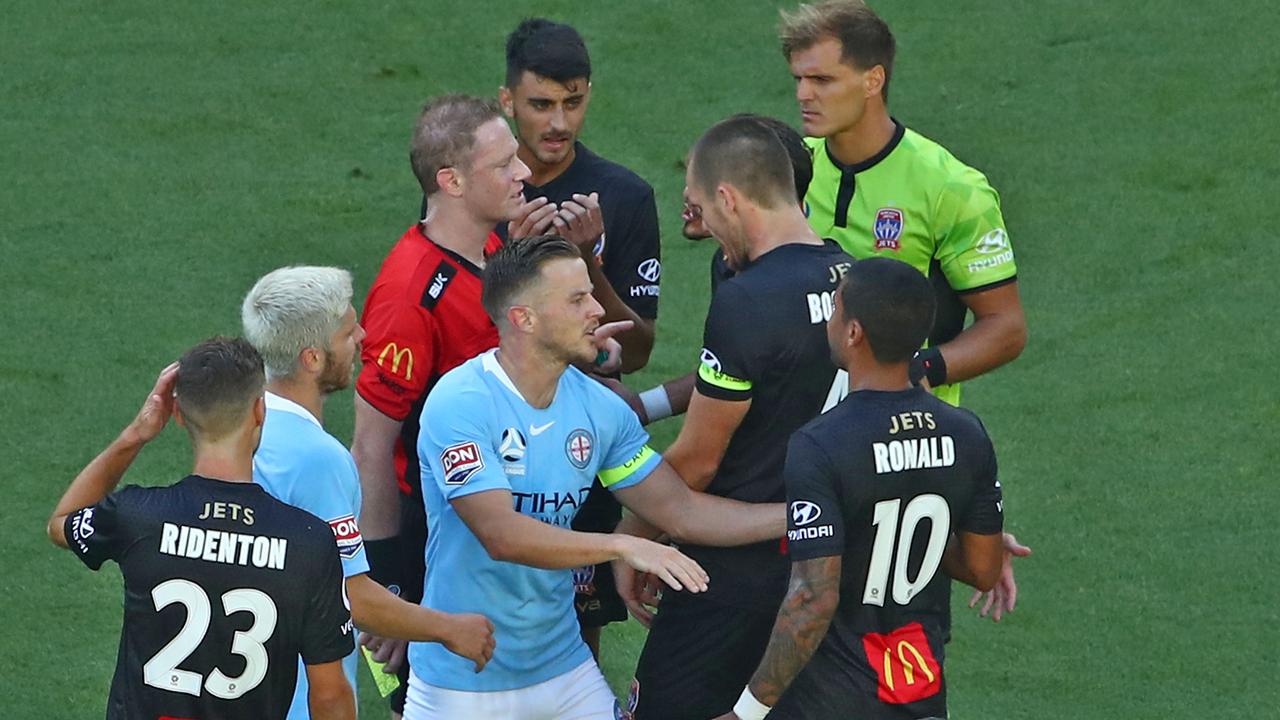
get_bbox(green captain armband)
[599,445,658,488]
[697,362,752,392]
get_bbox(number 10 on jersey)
[863,494,950,607]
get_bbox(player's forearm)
[662,373,696,417]
[748,557,841,706]
[481,512,625,569]
[661,438,719,492]
[938,306,1027,384]
[347,574,453,642]
[614,510,664,542]
[668,497,785,547]
[942,533,1003,591]
[48,428,147,547]
[307,681,356,720]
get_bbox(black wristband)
[364,537,405,597]
[909,347,948,387]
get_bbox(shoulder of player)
[562,365,629,411]
[422,355,493,412]
[367,226,464,305]
[575,145,654,198]
[898,127,995,193]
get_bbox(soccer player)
[48,338,356,720]
[242,266,496,719]
[497,17,664,654]
[781,0,1027,408]
[353,94,625,714]
[620,117,855,720]
[402,235,786,720]
[630,114,815,426]
[716,257,1007,720]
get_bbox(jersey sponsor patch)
[862,622,943,705]
[565,429,594,469]
[873,207,904,251]
[420,260,458,310]
[572,564,596,594]
[637,258,661,282]
[499,427,527,462]
[327,514,364,560]
[441,441,485,485]
[376,342,415,383]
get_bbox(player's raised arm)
[48,362,177,547]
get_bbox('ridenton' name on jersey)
[158,522,288,571]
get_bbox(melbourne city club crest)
[565,429,594,469]
[873,207,904,251]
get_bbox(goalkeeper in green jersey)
[780,0,1027,408]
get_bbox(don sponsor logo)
[327,514,364,560]
[441,441,485,485]
[874,207,904,251]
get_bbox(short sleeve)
[63,489,136,571]
[601,185,662,319]
[596,390,661,492]
[419,385,510,501]
[356,300,437,421]
[934,170,1017,293]
[695,282,761,401]
[783,432,845,561]
[300,535,355,665]
[956,433,1004,535]
[301,449,371,579]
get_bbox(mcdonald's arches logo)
[861,622,942,705]
[377,343,414,381]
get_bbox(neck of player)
[848,359,914,394]
[266,377,325,424]
[827,106,896,167]
[191,434,258,484]
[520,142,575,187]
[422,202,493,268]
[745,204,824,262]
[495,342,564,409]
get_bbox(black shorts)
[629,590,776,720]
[571,479,627,628]
[389,492,428,714]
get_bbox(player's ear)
[498,86,515,117]
[437,167,464,198]
[507,305,535,334]
[715,183,736,215]
[299,346,323,376]
[173,398,188,429]
[864,65,886,100]
[252,395,266,428]
[848,317,867,349]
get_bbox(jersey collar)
[264,391,321,428]
[825,118,905,174]
[415,224,486,278]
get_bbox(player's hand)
[616,535,708,594]
[591,320,633,375]
[360,633,408,674]
[508,196,558,239]
[968,532,1031,622]
[552,192,604,250]
[595,377,647,424]
[613,563,662,627]
[125,362,179,444]
[440,612,497,673]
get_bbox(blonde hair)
[241,266,353,380]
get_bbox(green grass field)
[4,1,1278,717]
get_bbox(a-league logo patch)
[328,515,364,560]
[441,441,485,485]
[874,207,904,251]
[565,429,594,469]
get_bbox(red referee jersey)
[356,224,501,496]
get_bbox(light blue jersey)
[411,350,661,691]
[254,393,367,720]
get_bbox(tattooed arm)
[748,555,843,706]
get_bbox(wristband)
[733,686,771,720]
[639,385,673,423]
[364,537,405,597]
[909,347,948,388]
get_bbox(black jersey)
[64,475,354,720]
[686,239,854,610]
[770,387,1003,720]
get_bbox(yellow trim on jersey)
[599,445,658,488]
[698,362,752,392]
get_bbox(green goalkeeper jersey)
[804,121,1017,406]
